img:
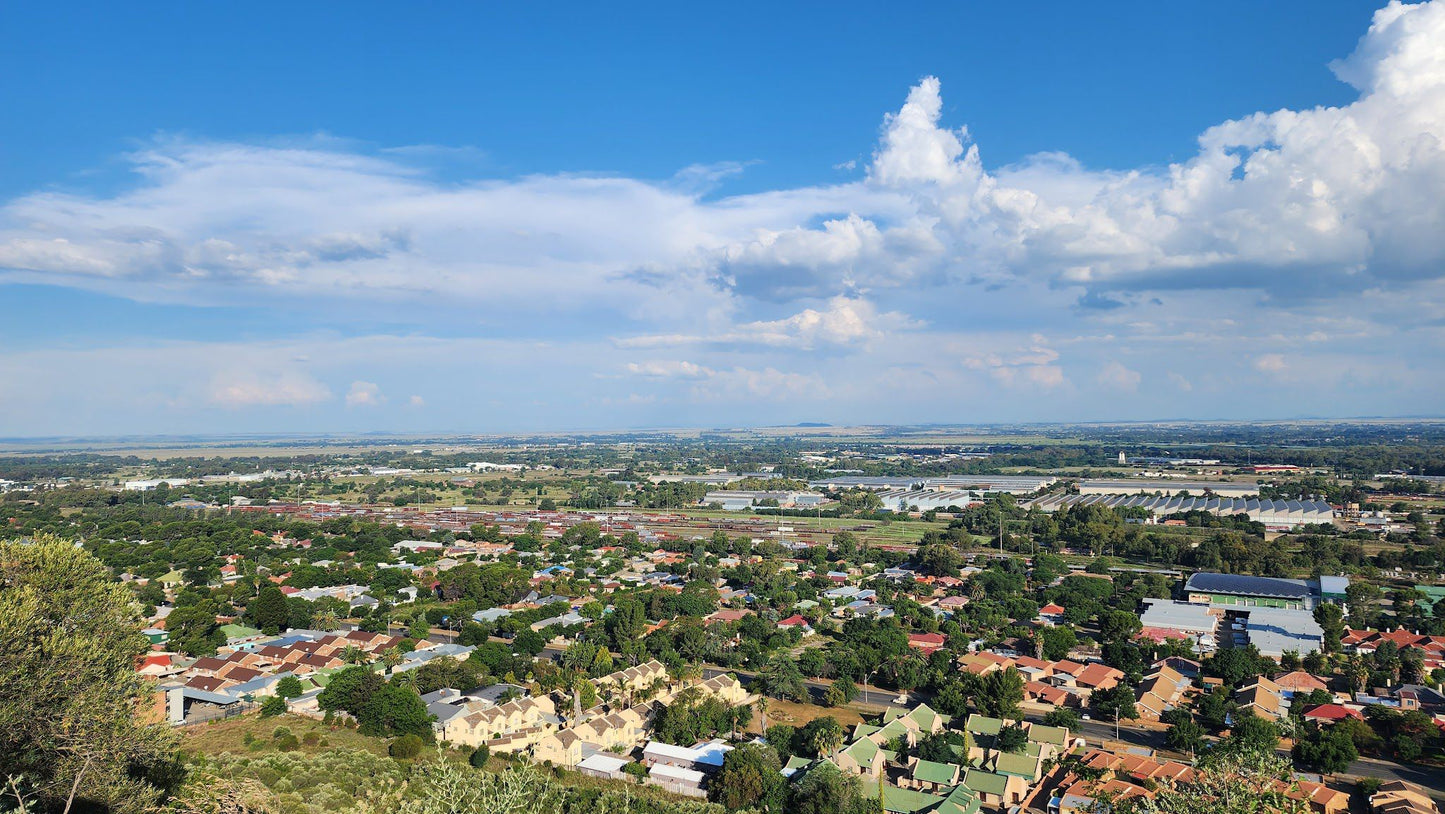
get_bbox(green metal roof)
[962,769,1009,796]
[1028,724,1068,746]
[881,785,945,814]
[992,752,1039,779]
[910,704,940,730]
[964,714,1003,735]
[913,759,959,785]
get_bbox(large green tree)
[250,585,291,634]
[0,535,179,812]
[710,743,786,811]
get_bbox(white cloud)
[1097,361,1142,392]
[345,380,385,407]
[1255,354,1288,372]
[6,2,1443,320]
[408,394,425,407]
[208,370,331,408]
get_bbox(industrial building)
[1077,479,1259,498]
[875,489,982,513]
[1243,607,1325,657]
[702,491,826,511]
[808,475,1056,495]
[1023,494,1334,530]
[1183,572,1348,612]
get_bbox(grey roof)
[1185,572,1310,599]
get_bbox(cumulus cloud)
[208,370,331,408]
[345,380,385,407]
[1097,361,1143,391]
[5,1,1442,320]
[616,296,919,351]
[1255,354,1288,372]
[1,3,1444,431]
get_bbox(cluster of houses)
[423,658,753,798]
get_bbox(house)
[908,632,947,654]
[1300,703,1365,724]
[1135,665,1192,721]
[576,753,632,781]
[777,615,814,635]
[1037,603,1067,626]
[647,763,706,797]
[962,768,1029,808]
[1370,781,1440,814]
[905,758,960,792]
[1274,670,1330,695]
[1235,676,1287,720]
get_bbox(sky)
[1,1,1443,436]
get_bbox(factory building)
[1183,572,1348,613]
[1077,479,1259,498]
[1024,494,1334,530]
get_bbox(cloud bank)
[1,1,1443,433]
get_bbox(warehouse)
[1183,572,1348,612]
[1023,494,1334,530]
[1077,479,1259,498]
[875,489,981,512]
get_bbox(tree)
[389,733,424,759]
[791,762,870,814]
[978,667,1026,718]
[358,683,434,740]
[260,695,287,717]
[1042,707,1081,730]
[1091,683,1138,724]
[0,535,180,813]
[765,724,797,762]
[1041,626,1078,661]
[1228,713,1279,753]
[918,544,963,577]
[710,743,786,811]
[317,665,384,716]
[1165,718,1204,756]
[825,676,859,708]
[1292,722,1357,775]
[166,602,225,657]
[761,653,808,702]
[250,585,291,634]
[275,675,304,699]
[997,724,1028,753]
[1114,747,1306,814]
[1313,603,1345,654]
[800,716,845,758]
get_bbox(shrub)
[469,745,490,768]
[622,761,648,783]
[261,696,287,717]
[389,734,424,759]
[276,734,300,752]
[302,732,321,746]
[271,726,292,740]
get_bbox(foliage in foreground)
[171,752,749,814]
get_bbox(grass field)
[178,712,458,761]
[745,698,866,735]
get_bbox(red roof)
[1301,703,1363,722]
[1039,603,1066,615]
[778,615,811,627]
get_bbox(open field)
[178,712,455,761]
[744,697,865,735]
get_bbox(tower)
[1118,451,1127,465]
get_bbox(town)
[3,424,1445,814]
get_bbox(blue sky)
[1,1,1442,435]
